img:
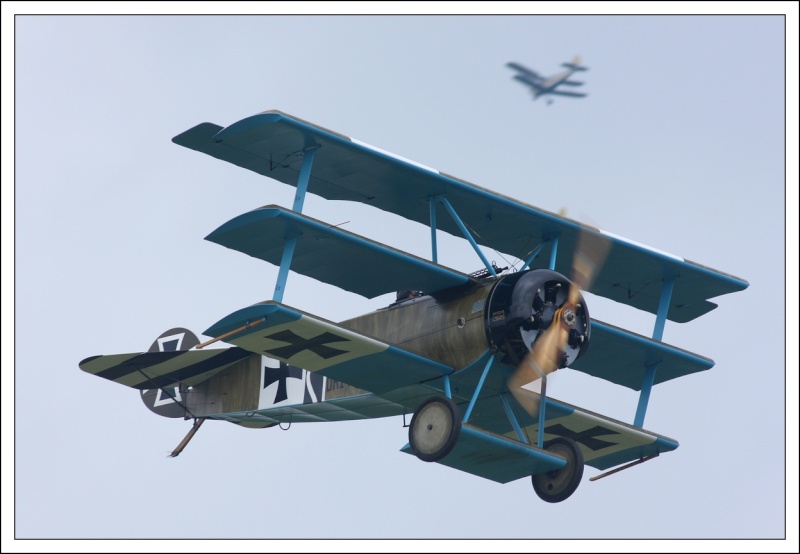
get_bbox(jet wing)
[506,62,543,81]
[173,111,749,322]
[512,74,546,91]
[203,301,452,394]
[206,204,475,298]
[547,89,588,97]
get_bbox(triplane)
[80,111,748,502]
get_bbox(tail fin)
[140,328,200,418]
[561,55,588,71]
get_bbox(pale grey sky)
[4,3,798,551]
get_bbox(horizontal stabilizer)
[204,301,452,394]
[79,347,251,390]
[173,110,749,322]
[206,205,474,298]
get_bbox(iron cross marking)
[544,423,620,451]
[264,330,349,360]
[263,363,303,404]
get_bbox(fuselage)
[339,281,493,370]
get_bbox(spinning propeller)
[507,230,610,417]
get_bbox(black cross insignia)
[544,423,620,451]
[264,363,303,404]
[264,330,349,360]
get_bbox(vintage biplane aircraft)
[507,56,589,104]
[80,110,748,503]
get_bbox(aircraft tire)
[532,437,584,503]
[409,396,461,462]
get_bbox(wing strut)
[518,235,558,272]
[430,196,496,277]
[548,235,559,270]
[499,392,528,444]
[633,276,676,427]
[452,349,554,448]
[462,353,496,422]
[429,198,438,264]
[292,145,318,212]
[274,145,318,302]
[530,220,680,430]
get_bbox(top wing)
[173,111,749,322]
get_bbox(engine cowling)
[484,269,591,367]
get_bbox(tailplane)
[561,55,588,71]
[79,326,252,419]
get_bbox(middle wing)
[206,204,475,298]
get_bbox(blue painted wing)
[173,111,749,322]
[571,320,714,389]
[460,392,679,472]
[402,423,568,484]
[206,205,474,298]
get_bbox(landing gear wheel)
[409,396,461,462]
[532,437,584,503]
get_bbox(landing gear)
[409,396,461,462]
[532,437,584,503]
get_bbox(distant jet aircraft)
[507,56,588,104]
